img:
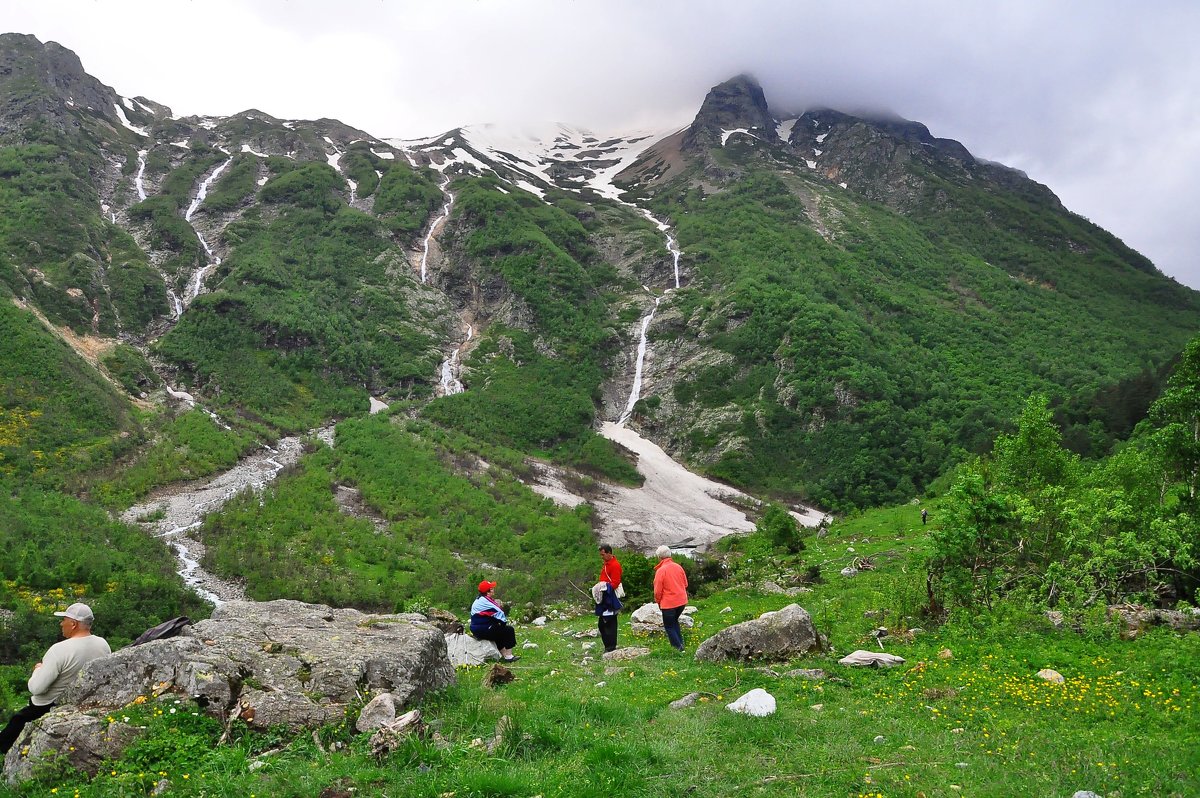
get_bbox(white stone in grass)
[1072,792,1102,798]
[840,566,859,577]
[522,642,538,649]
[725,688,776,717]
[873,735,885,743]
[838,650,905,668]
[720,606,732,614]
[532,616,547,626]
[1037,668,1065,684]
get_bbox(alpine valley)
[1,31,1199,797]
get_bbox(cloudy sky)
[5,0,1199,287]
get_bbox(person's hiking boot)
[501,655,521,663]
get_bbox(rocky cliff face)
[787,107,1063,214]
[681,73,776,151]
[0,32,128,142]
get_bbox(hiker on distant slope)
[0,603,111,754]
[594,544,624,652]
[653,546,689,652]
[470,581,520,663]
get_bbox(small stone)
[522,642,538,649]
[726,688,776,717]
[594,681,606,688]
[873,735,885,743]
[956,762,969,769]
[1071,792,1103,798]
[938,648,953,660]
[532,616,547,626]
[784,668,827,681]
[840,567,859,577]
[810,703,823,711]
[248,760,267,772]
[670,692,700,709]
[1037,668,1065,684]
[838,650,905,668]
[582,642,595,650]
[602,647,650,661]
[720,607,732,614]
[950,727,964,733]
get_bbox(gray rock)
[784,668,827,680]
[7,600,454,785]
[630,603,695,634]
[1071,792,1103,798]
[238,687,341,732]
[693,604,823,663]
[669,692,701,709]
[837,650,906,668]
[1036,668,1065,684]
[356,692,397,733]
[840,566,859,577]
[602,647,650,661]
[445,632,500,667]
[3,707,143,784]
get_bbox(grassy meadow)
[6,505,1197,798]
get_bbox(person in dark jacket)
[470,581,520,662]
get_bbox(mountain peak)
[0,33,124,141]
[683,74,775,151]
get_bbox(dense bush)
[928,371,1200,613]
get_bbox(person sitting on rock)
[0,603,111,754]
[470,581,520,663]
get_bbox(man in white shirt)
[0,602,111,754]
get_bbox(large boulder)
[629,603,696,634]
[445,632,500,666]
[3,707,142,782]
[693,604,823,663]
[6,600,454,785]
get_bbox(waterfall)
[135,149,148,201]
[183,157,232,303]
[421,174,454,283]
[617,297,661,425]
[439,324,473,396]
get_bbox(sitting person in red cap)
[469,581,519,662]
[0,602,111,754]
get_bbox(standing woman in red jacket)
[653,545,689,652]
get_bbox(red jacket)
[600,558,622,588]
[653,558,688,610]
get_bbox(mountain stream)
[121,427,334,606]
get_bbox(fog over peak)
[3,0,1197,288]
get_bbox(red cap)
[478,580,497,593]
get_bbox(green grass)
[7,504,1197,797]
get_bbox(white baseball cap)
[53,603,94,623]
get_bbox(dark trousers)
[0,701,54,754]
[472,622,516,650]
[598,613,618,651]
[661,605,686,650]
